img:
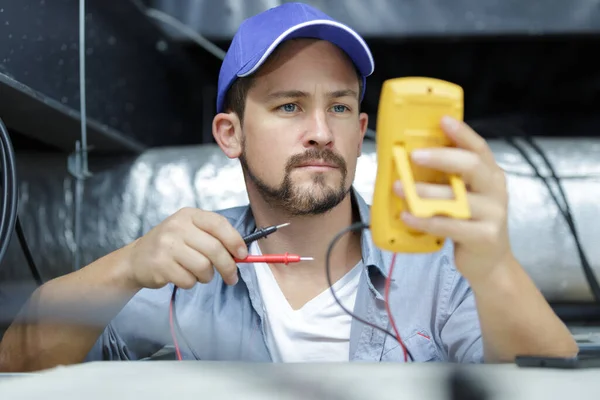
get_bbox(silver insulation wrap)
[0,138,599,302]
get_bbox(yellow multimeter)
[371,77,471,253]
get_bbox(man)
[0,2,576,371]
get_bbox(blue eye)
[280,104,297,112]
[332,105,348,113]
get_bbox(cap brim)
[237,19,374,78]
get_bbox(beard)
[239,143,351,216]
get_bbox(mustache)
[286,149,347,171]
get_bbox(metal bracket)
[67,140,93,180]
[68,139,93,270]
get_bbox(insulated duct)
[0,138,598,303]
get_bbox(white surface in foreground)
[0,361,599,399]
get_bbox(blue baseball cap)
[216,2,375,113]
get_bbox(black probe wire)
[503,135,600,302]
[0,117,43,286]
[325,221,414,362]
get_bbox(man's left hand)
[394,116,513,285]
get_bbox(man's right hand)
[124,208,248,289]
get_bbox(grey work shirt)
[86,189,484,363]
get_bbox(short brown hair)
[222,69,364,122]
[222,76,257,122]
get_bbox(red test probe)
[235,253,313,265]
[238,222,313,264]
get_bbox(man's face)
[239,39,368,216]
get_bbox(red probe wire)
[384,252,409,362]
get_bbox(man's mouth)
[295,160,339,169]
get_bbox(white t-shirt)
[251,241,362,362]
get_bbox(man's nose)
[302,110,334,149]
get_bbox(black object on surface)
[448,368,489,400]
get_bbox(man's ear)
[357,112,369,157]
[213,112,243,159]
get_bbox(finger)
[183,228,239,285]
[440,116,496,164]
[166,261,199,290]
[191,212,248,259]
[409,148,495,194]
[172,243,217,284]
[401,213,501,247]
[393,181,502,221]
